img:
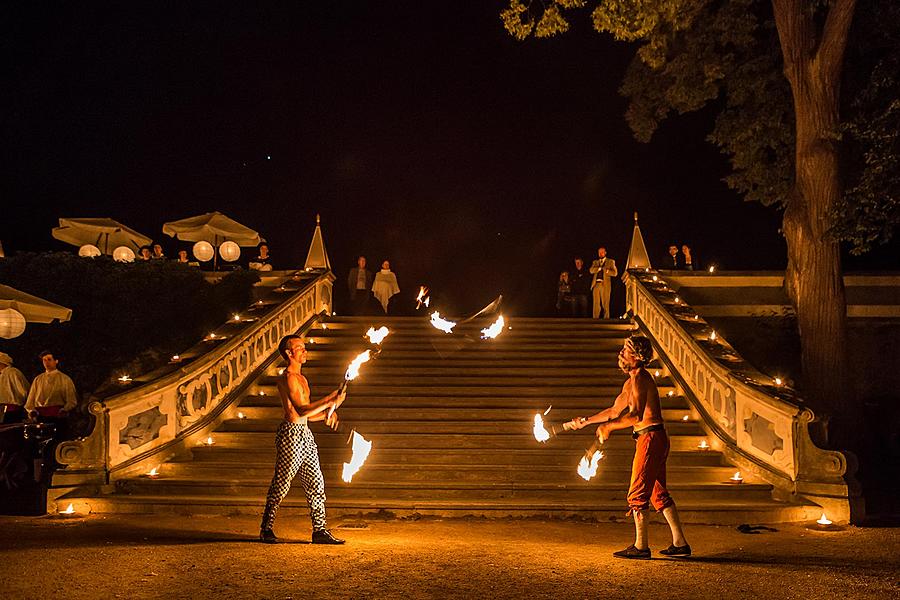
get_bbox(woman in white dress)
[371,260,400,314]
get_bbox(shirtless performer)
[567,335,691,559]
[259,334,346,544]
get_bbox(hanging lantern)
[192,241,214,262]
[219,241,241,262]
[112,246,135,262]
[78,244,101,258]
[0,308,26,339]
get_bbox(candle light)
[654,370,660,378]
[667,390,675,397]
[258,390,265,396]
[709,330,717,341]
[147,466,160,478]
[652,275,658,282]
[233,314,241,322]
[698,439,710,451]
[774,377,783,386]
[682,415,689,421]
[59,503,76,515]
[171,354,181,362]
[708,265,716,273]
[816,512,832,526]
[118,375,132,384]
[204,436,215,446]
[730,471,743,483]
[674,296,681,304]
[693,315,699,320]
[237,412,246,419]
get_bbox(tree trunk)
[773,0,856,423]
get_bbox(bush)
[0,253,260,396]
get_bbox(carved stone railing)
[53,270,334,486]
[624,269,861,522]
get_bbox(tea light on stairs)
[117,374,132,384]
[730,471,744,483]
[204,436,215,446]
[237,412,246,419]
[146,466,160,478]
[59,503,76,515]
[654,370,660,378]
[233,313,241,322]
[774,377,783,386]
[667,390,675,397]
[652,275,658,282]
[709,330,717,342]
[682,415,689,421]
[170,354,181,363]
[697,439,710,451]
[816,512,832,526]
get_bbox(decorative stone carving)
[743,413,784,456]
[118,407,167,450]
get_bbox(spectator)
[590,246,618,319]
[176,249,190,263]
[556,271,574,316]
[372,260,400,315]
[347,255,374,315]
[138,246,152,261]
[682,245,695,271]
[249,243,273,271]
[664,245,681,269]
[570,257,591,317]
[25,351,78,422]
[0,352,29,423]
[151,243,166,260]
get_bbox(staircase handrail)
[624,268,859,522]
[54,270,335,483]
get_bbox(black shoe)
[312,529,345,545]
[259,529,278,544]
[659,544,691,557]
[613,545,651,560]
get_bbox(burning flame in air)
[59,503,75,515]
[480,315,506,339]
[416,286,429,310]
[577,450,604,481]
[341,431,373,483]
[345,350,372,381]
[430,311,456,334]
[424,297,430,307]
[816,513,832,526]
[533,413,551,443]
[365,326,390,345]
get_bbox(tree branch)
[817,0,857,81]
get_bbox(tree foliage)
[502,0,899,254]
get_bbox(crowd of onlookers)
[133,241,274,271]
[556,244,699,317]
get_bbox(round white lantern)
[0,308,26,339]
[112,246,136,262]
[78,244,101,258]
[193,241,214,262]
[219,241,241,262]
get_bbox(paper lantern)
[219,241,241,262]
[112,246,136,262]
[0,308,26,339]
[78,244,101,258]
[193,241,214,262]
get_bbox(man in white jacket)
[590,247,618,319]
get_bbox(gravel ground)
[1,514,898,599]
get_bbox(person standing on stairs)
[567,335,691,559]
[259,335,347,544]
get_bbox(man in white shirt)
[0,352,30,422]
[25,351,78,418]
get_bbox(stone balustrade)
[53,270,334,487]
[625,269,860,522]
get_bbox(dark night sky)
[2,2,895,315]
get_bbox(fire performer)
[567,335,691,559]
[259,335,347,545]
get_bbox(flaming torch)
[532,406,580,441]
[430,311,456,334]
[480,315,505,339]
[365,326,390,345]
[415,286,430,310]
[342,430,373,483]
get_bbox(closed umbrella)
[52,218,153,255]
[162,212,264,270]
[0,284,72,323]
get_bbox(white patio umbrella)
[52,218,153,255]
[0,284,73,323]
[162,212,264,270]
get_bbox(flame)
[698,439,710,450]
[118,375,132,383]
[59,503,75,515]
[709,266,716,273]
[480,315,505,339]
[345,350,372,381]
[233,314,241,322]
[147,466,159,477]
[774,377,783,386]
[171,355,181,362]
[543,405,552,416]
[424,297,430,307]
[205,436,215,446]
[430,311,456,334]
[415,286,429,309]
[365,326,390,345]
[341,431,373,482]
[533,414,551,443]
[682,415,689,421]
[710,330,717,341]
[816,512,832,526]
[577,450,604,481]
[730,471,743,482]
[237,412,245,419]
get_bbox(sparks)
[365,326,390,345]
[532,413,551,443]
[577,450,604,481]
[480,315,505,339]
[430,311,456,334]
[341,431,373,483]
[345,350,372,381]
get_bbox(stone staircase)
[83,316,816,523]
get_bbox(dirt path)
[1,514,897,599]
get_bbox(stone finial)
[634,212,639,223]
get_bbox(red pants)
[627,429,674,513]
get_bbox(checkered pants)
[260,421,327,532]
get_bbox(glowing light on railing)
[118,375,132,384]
[774,377,783,386]
[652,275,658,282]
[171,355,181,362]
[233,314,241,322]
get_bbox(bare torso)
[625,368,664,431]
[276,371,310,423]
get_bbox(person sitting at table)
[0,352,30,424]
[250,243,273,271]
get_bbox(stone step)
[239,395,691,410]
[300,366,641,377]
[192,431,711,451]
[215,419,704,436]
[116,478,773,503]
[228,407,695,422]
[189,447,726,467]
[64,493,816,524]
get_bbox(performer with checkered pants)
[259,334,346,544]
